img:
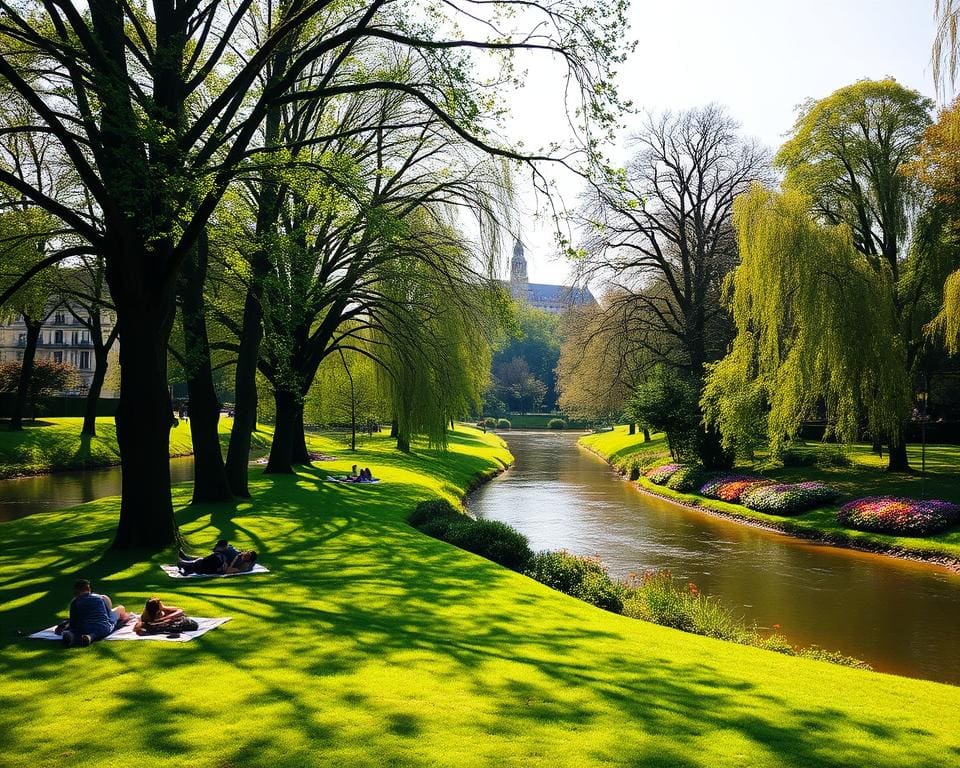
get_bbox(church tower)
[510,237,528,286]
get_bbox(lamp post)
[916,386,929,498]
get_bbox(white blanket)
[160,563,270,579]
[325,476,381,484]
[28,616,231,643]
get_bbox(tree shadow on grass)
[2,434,959,767]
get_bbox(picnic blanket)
[28,616,231,643]
[160,563,270,579]
[325,476,381,484]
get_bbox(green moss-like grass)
[0,417,272,478]
[2,427,959,767]
[581,426,960,564]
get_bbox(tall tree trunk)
[887,434,910,473]
[292,402,310,464]
[225,287,265,496]
[628,422,635,435]
[81,347,108,436]
[180,232,232,502]
[265,388,297,474]
[110,290,179,549]
[9,319,41,431]
[643,428,651,442]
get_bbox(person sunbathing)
[177,540,258,575]
[135,598,182,634]
[55,579,132,647]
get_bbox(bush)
[525,551,624,612]
[496,418,512,429]
[408,498,462,528]
[547,418,566,430]
[665,465,711,492]
[643,463,682,484]
[740,482,839,515]
[815,445,851,468]
[779,447,817,468]
[837,496,960,536]
[621,571,752,642]
[442,519,532,570]
[483,417,497,428]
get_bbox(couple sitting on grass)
[177,539,258,575]
[56,580,198,647]
[346,465,376,483]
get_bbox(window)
[17,333,25,346]
[71,331,79,345]
[53,351,63,363]
[79,351,90,370]
[15,351,23,361]
[54,311,65,324]
[54,330,63,344]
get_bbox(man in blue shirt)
[56,579,132,647]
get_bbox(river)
[468,430,960,685]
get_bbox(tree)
[0,0,630,547]
[934,0,960,93]
[493,356,548,412]
[491,304,561,409]
[773,79,932,470]
[0,357,78,420]
[573,106,767,465]
[702,184,910,459]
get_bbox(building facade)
[505,239,595,313]
[0,305,119,396]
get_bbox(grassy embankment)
[490,414,593,429]
[1,426,959,767]
[0,417,272,478]
[581,426,960,564]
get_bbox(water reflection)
[0,457,196,521]
[469,430,960,685]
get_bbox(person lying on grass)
[134,598,198,635]
[177,539,258,575]
[55,579,132,648]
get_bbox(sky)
[500,0,943,286]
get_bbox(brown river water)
[468,430,960,685]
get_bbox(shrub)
[496,418,512,429]
[621,571,752,642]
[740,482,839,515]
[525,551,624,612]
[483,417,497,428]
[547,418,566,429]
[779,447,817,468]
[408,498,462,528]
[815,445,851,468]
[644,463,682,484]
[442,519,532,570]
[837,496,960,536]
[665,466,711,492]
[699,474,769,502]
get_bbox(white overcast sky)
[499,0,942,286]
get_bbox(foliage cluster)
[837,497,960,536]
[496,418,512,429]
[547,418,566,430]
[664,465,711,492]
[408,498,532,571]
[698,475,769,503]
[524,551,625,612]
[643,463,682,484]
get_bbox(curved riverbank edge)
[579,441,960,573]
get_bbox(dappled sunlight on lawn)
[1,428,959,767]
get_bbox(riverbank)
[580,427,960,570]
[2,427,959,766]
[0,417,272,479]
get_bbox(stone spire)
[510,237,528,285]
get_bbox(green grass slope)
[0,417,271,478]
[1,427,958,768]
[581,426,960,563]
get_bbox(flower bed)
[644,463,682,484]
[740,482,839,515]
[699,474,770,503]
[837,496,960,536]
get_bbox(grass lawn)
[0,417,272,478]
[581,426,960,564]
[1,426,959,767]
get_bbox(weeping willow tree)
[702,184,911,458]
[372,215,503,452]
